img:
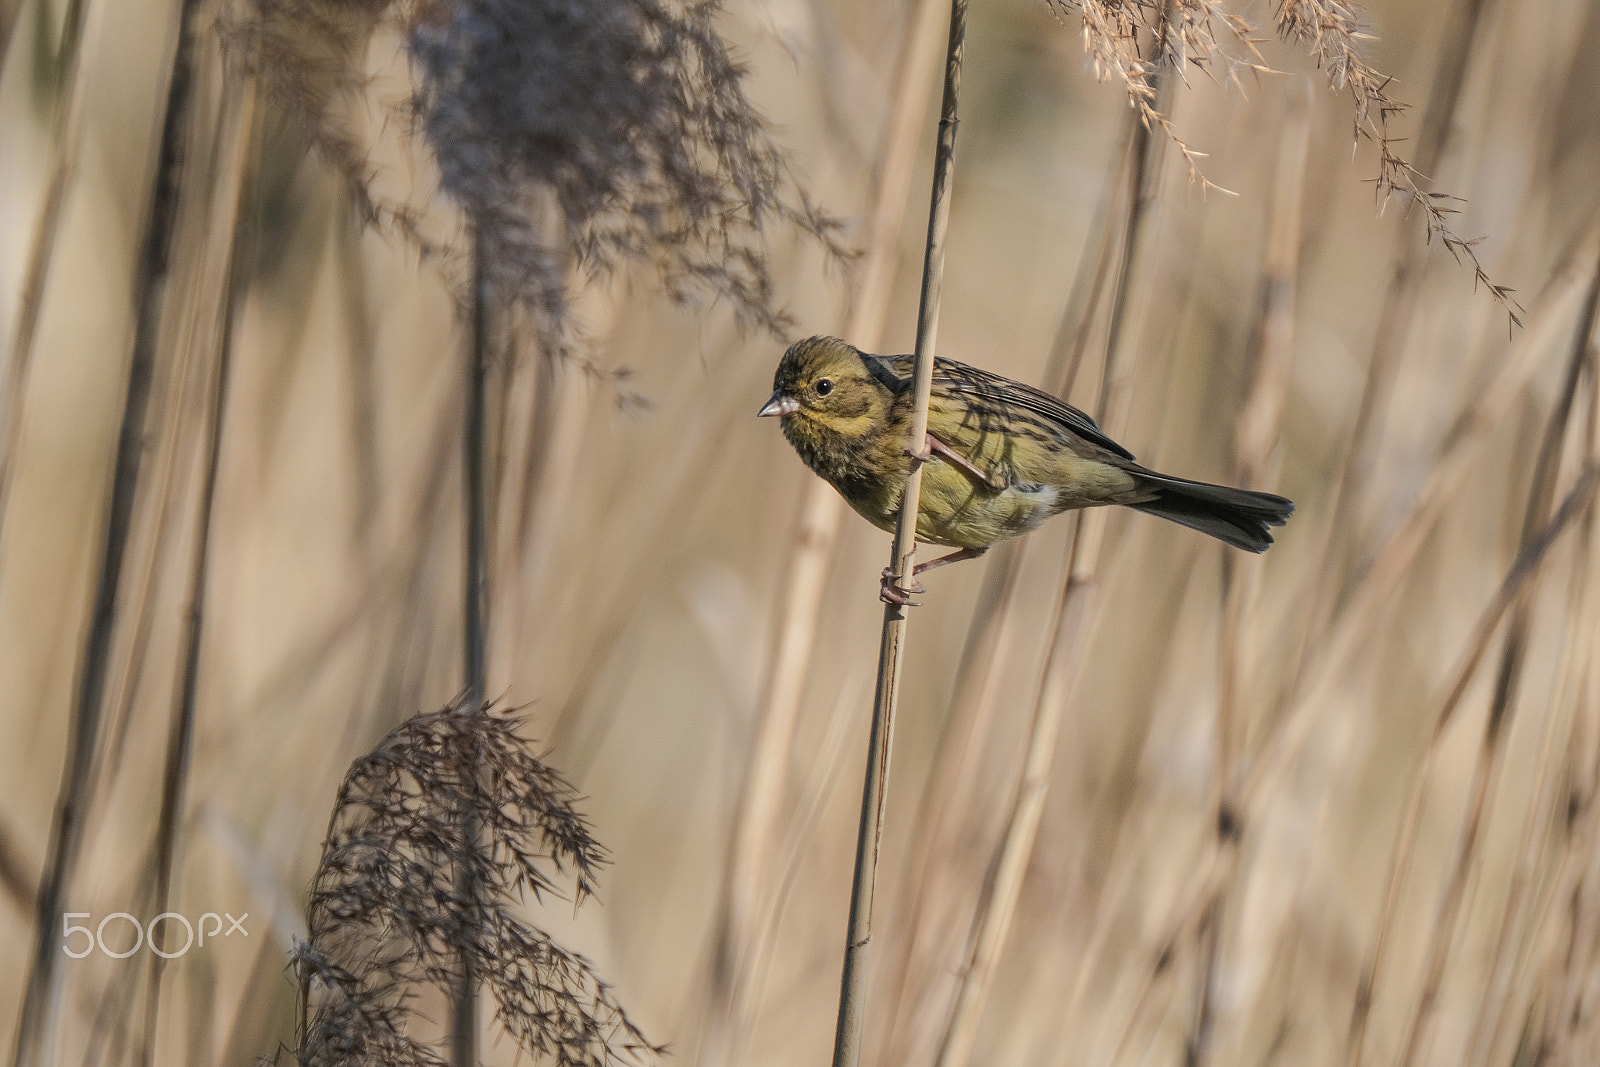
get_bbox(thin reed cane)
[830,4,965,1066]
[464,239,491,718]
[12,0,208,1055]
[707,0,946,1059]
[878,113,1135,1067]
[137,57,260,1067]
[450,232,493,1067]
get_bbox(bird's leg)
[908,433,1005,491]
[911,545,986,577]
[879,547,987,606]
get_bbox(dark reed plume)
[239,0,845,369]
[288,699,659,1067]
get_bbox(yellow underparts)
[848,453,1141,550]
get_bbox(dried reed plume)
[290,700,658,1067]
[241,0,843,366]
[1050,0,1521,323]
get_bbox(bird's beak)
[757,391,800,418]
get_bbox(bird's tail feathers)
[1127,472,1294,553]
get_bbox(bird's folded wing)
[866,352,1135,462]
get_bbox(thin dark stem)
[1097,66,1162,422]
[878,98,1138,1067]
[1191,91,1311,1067]
[12,0,207,1056]
[465,238,490,716]
[705,1,947,1061]
[451,230,492,1067]
[830,4,965,1067]
[135,251,236,1067]
[134,61,259,1066]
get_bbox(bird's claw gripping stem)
[880,568,925,607]
[878,546,987,605]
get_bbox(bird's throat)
[781,412,896,492]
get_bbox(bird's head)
[758,336,895,442]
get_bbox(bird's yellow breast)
[835,459,1055,549]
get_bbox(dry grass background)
[3,0,1600,1064]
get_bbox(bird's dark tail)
[1127,471,1294,553]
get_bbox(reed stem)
[829,4,965,1066]
[11,0,207,1055]
[451,231,492,1067]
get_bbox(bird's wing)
[866,353,1135,462]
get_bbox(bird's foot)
[880,568,926,607]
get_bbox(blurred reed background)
[3,0,1600,1063]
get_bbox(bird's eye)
[815,378,834,396]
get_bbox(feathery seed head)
[243,0,846,372]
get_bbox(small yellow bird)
[759,336,1293,603]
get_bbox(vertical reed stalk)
[464,240,491,717]
[879,114,1134,1067]
[705,2,945,1060]
[830,4,965,1066]
[12,0,208,1055]
[451,233,493,1067]
[136,54,260,1067]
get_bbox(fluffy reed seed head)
[291,701,658,1067]
[241,0,845,369]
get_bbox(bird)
[758,335,1294,604]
